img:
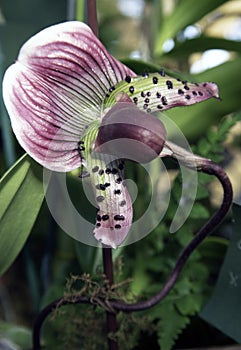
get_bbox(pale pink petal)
[92,160,133,248]
[2,21,135,171]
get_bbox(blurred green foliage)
[0,0,241,349]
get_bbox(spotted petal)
[80,119,133,249]
[2,21,135,171]
[105,72,219,112]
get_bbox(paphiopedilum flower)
[2,21,219,248]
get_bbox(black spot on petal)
[142,72,149,78]
[125,75,131,83]
[129,86,135,94]
[102,214,109,221]
[115,177,122,184]
[96,196,105,202]
[96,184,106,191]
[161,96,168,106]
[185,95,191,100]
[98,169,104,175]
[141,91,146,98]
[153,76,158,84]
[157,105,163,110]
[156,92,161,98]
[184,85,190,90]
[159,69,165,77]
[114,189,121,195]
[166,80,173,89]
[144,98,150,103]
[78,141,85,151]
[115,224,122,229]
[114,215,125,221]
[133,97,138,104]
[120,200,126,207]
[92,166,99,173]
[178,89,184,95]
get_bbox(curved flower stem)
[32,296,90,350]
[111,159,233,312]
[32,249,118,350]
[32,159,233,348]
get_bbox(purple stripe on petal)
[3,21,135,171]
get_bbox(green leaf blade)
[164,58,241,140]
[155,0,227,55]
[0,154,44,275]
[161,37,241,61]
[0,322,32,349]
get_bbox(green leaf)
[176,293,203,315]
[161,37,241,61]
[155,302,190,350]
[196,184,209,200]
[189,203,210,219]
[164,58,241,140]
[121,58,181,77]
[194,111,241,161]
[0,154,44,275]
[201,204,241,344]
[155,0,227,54]
[0,322,32,349]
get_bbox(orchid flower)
[2,21,219,249]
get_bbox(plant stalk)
[87,0,98,36]
[86,1,118,346]
[102,247,119,350]
[32,153,233,348]
[110,159,233,312]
